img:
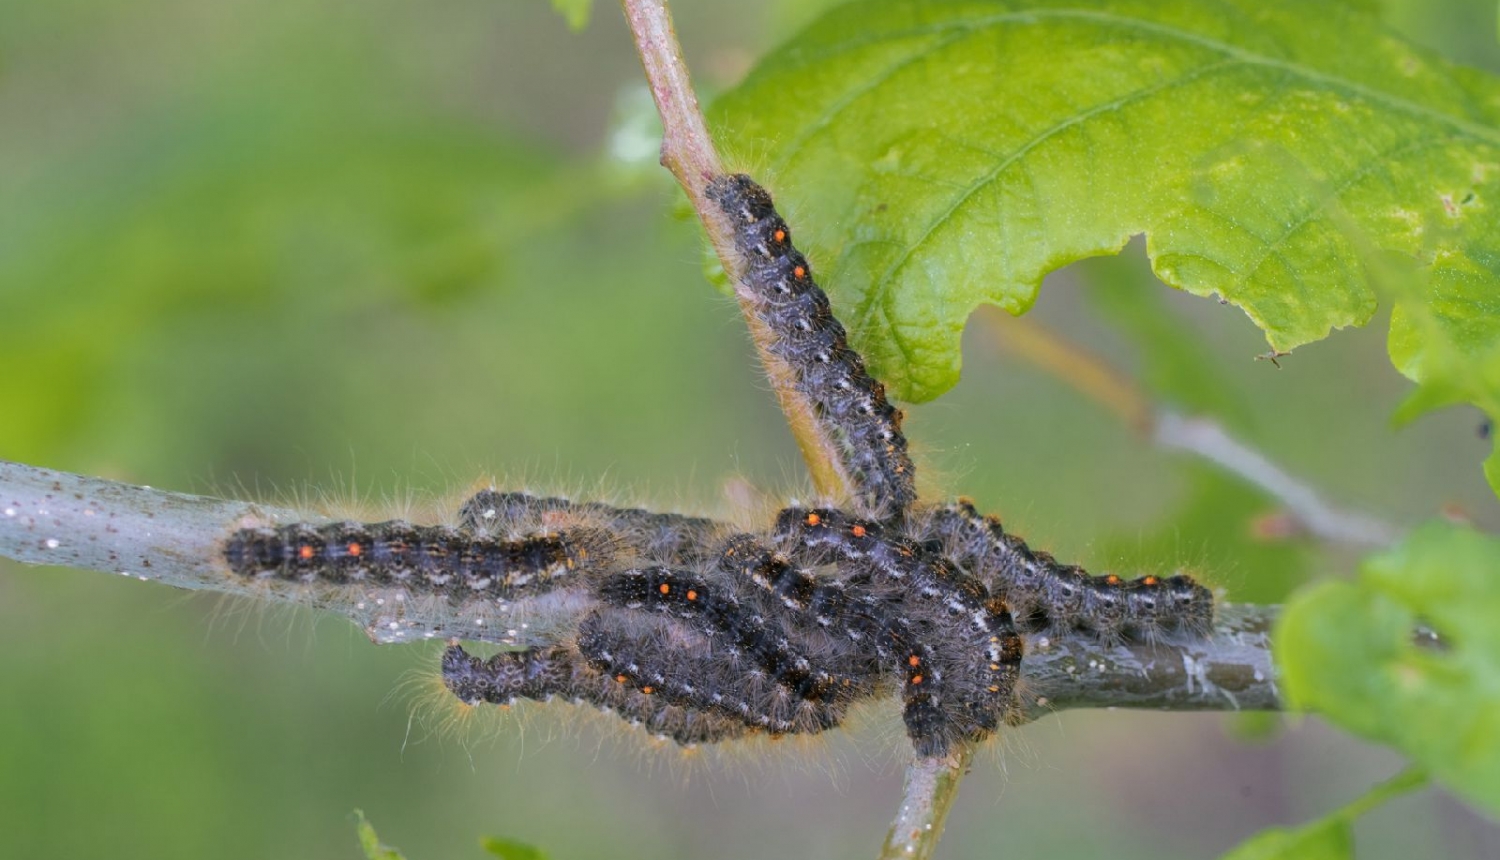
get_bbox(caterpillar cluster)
[223,497,1209,756]
[706,174,916,520]
[221,172,1219,757]
[774,507,1024,755]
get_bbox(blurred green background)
[2,0,1499,858]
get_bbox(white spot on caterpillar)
[44,538,59,549]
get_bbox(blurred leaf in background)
[1279,522,1500,818]
[1220,769,1429,860]
[358,810,410,860]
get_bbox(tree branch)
[619,0,853,503]
[0,458,1283,713]
[1,458,1284,860]
[1151,412,1400,548]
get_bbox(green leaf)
[713,0,1500,487]
[1219,768,1427,860]
[1277,522,1500,817]
[355,810,408,860]
[481,836,550,860]
[550,0,592,31]
[1220,818,1352,860]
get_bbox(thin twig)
[978,310,1401,548]
[619,0,851,501]
[978,308,1152,433]
[878,749,973,860]
[1152,412,1401,548]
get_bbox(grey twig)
[979,311,1401,550]
[878,749,974,860]
[1152,410,1401,548]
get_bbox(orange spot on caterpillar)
[851,525,867,538]
[910,674,923,685]
[1142,575,1159,585]
[907,654,920,667]
[615,674,628,684]
[806,512,821,526]
[686,589,698,601]
[773,228,786,242]
[659,583,671,595]
[347,542,362,557]
[1104,574,1120,585]
[793,265,807,279]
[298,545,315,560]
[641,686,654,695]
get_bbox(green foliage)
[481,836,550,860]
[1278,522,1500,818]
[356,811,409,860]
[1219,769,1428,860]
[354,813,548,860]
[713,0,1500,491]
[550,0,593,31]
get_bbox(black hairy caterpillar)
[224,520,614,599]
[441,641,750,746]
[705,174,916,521]
[458,490,729,566]
[923,500,1215,640]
